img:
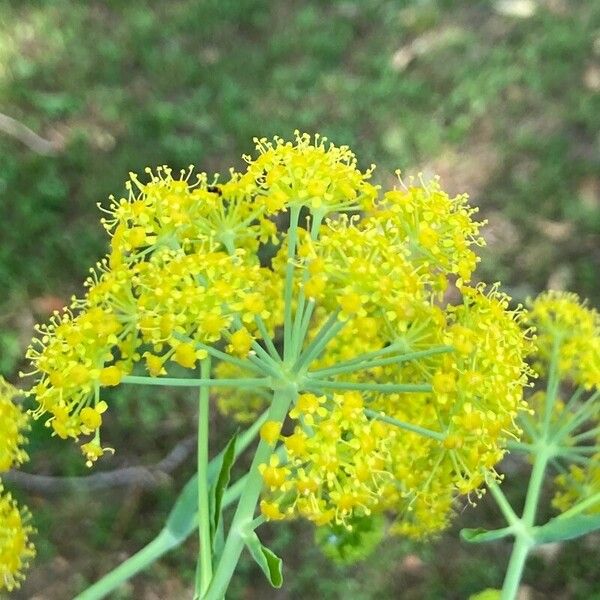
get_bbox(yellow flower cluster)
[553,460,600,514]
[260,285,531,537]
[243,131,378,215]
[528,291,600,390]
[260,392,396,526]
[0,378,29,471]
[366,175,485,284]
[24,133,532,543]
[0,379,35,592]
[521,293,600,517]
[25,167,284,465]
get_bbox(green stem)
[204,385,297,600]
[364,408,445,442]
[283,206,301,361]
[499,443,551,599]
[297,299,316,351]
[571,426,600,442]
[501,537,533,600]
[75,414,269,600]
[543,338,561,433]
[551,390,600,443]
[499,345,562,600]
[195,358,213,598]
[556,491,600,519]
[306,380,432,394]
[175,334,265,375]
[309,341,406,373]
[254,315,280,361]
[506,441,535,454]
[309,346,453,378]
[122,375,271,388]
[291,213,323,352]
[74,530,179,600]
[487,478,520,527]
[292,315,346,372]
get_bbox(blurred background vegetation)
[1,0,599,598]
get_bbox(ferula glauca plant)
[11,132,597,598]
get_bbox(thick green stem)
[195,358,213,598]
[204,385,297,600]
[501,536,533,600]
[74,530,179,600]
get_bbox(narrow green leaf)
[534,514,600,545]
[166,474,200,541]
[242,530,283,588]
[460,527,512,544]
[211,432,238,543]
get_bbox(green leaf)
[533,514,600,545]
[165,474,199,541]
[460,527,512,544]
[211,432,238,544]
[242,530,283,588]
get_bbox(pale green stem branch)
[292,315,346,372]
[254,315,280,361]
[195,358,213,597]
[306,380,432,394]
[122,375,271,388]
[487,478,520,527]
[309,346,453,378]
[556,491,600,519]
[364,408,445,442]
[283,206,301,361]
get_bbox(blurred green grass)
[1,0,599,598]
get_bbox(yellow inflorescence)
[527,292,600,516]
[0,379,35,591]
[0,488,35,592]
[366,174,486,284]
[528,291,600,390]
[0,378,29,472]
[260,285,532,537]
[242,131,378,215]
[24,133,533,542]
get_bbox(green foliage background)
[1,0,599,598]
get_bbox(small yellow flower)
[227,328,254,358]
[260,421,282,445]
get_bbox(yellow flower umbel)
[528,291,600,390]
[242,131,378,217]
[522,292,600,516]
[23,133,531,552]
